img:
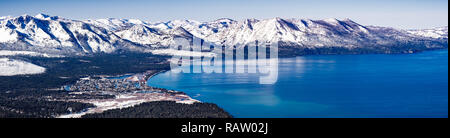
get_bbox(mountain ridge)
[0,13,447,56]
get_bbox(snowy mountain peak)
[35,13,50,19]
[129,24,158,34]
[342,18,356,23]
[127,19,146,25]
[0,14,447,56]
[0,14,126,54]
[20,14,31,18]
[214,18,235,23]
[34,13,62,21]
[244,18,260,24]
[324,18,340,24]
[84,18,148,31]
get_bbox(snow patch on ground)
[57,92,200,118]
[0,58,46,76]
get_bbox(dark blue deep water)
[148,50,448,118]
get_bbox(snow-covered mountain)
[158,18,447,50]
[115,24,194,47]
[84,18,147,31]
[0,14,137,55]
[0,13,447,56]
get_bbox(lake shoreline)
[57,69,233,118]
[147,49,448,118]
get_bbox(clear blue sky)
[0,0,447,29]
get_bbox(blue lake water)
[148,49,448,118]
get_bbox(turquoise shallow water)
[148,49,448,118]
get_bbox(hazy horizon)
[0,0,448,29]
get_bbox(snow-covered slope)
[0,13,448,56]
[167,18,445,48]
[0,58,46,76]
[121,17,447,51]
[115,24,194,47]
[0,14,133,54]
[84,18,147,31]
[408,27,448,39]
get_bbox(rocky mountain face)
[0,14,447,56]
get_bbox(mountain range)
[0,13,447,56]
